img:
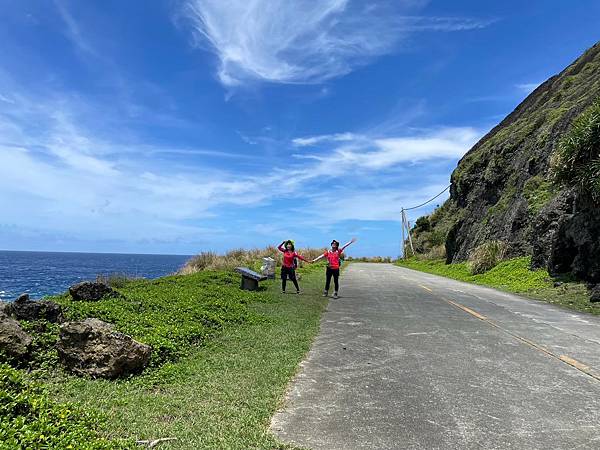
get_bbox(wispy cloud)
[53,0,99,57]
[292,132,359,147]
[515,82,541,94]
[290,127,482,172]
[182,0,494,86]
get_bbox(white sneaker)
[333,292,339,299]
[322,291,328,297]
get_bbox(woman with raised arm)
[312,237,357,298]
[277,240,310,294]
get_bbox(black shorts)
[281,266,296,280]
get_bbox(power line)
[403,185,450,211]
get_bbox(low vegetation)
[523,175,555,213]
[0,364,130,449]
[396,256,596,315]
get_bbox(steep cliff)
[418,42,600,285]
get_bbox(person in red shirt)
[312,237,357,298]
[277,240,310,294]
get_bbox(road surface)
[271,263,600,449]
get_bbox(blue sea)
[0,251,191,301]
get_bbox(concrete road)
[271,263,600,449]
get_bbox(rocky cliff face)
[425,42,600,284]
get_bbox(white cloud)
[0,69,483,251]
[290,127,482,173]
[0,92,271,243]
[292,132,359,147]
[182,0,493,86]
[515,82,541,94]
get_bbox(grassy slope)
[396,257,598,315]
[44,265,329,449]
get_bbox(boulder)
[2,293,64,323]
[531,191,600,283]
[69,282,119,302]
[0,313,32,359]
[57,318,151,378]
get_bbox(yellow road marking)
[446,300,487,321]
[441,297,600,382]
[420,285,433,293]
[559,355,594,375]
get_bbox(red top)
[324,250,342,269]
[278,245,308,268]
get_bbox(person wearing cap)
[312,237,357,298]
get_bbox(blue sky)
[1,1,599,257]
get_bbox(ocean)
[0,251,191,301]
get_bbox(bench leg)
[241,276,259,291]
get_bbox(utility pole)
[400,208,415,259]
[401,208,406,259]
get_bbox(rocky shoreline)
[0,283,151,379]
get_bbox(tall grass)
[95,273,138,289]
[551,98,600,201]
[179,246,327,274]
[468,241,509,275]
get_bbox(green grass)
[523,175,555,214]
[0,364,130,449]
[396,256,597,315]
[36,264,330,449]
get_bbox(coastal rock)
[3,293,64,323]
[15,293,30,303]
[57,318,151,378]
[0,314,32,359]
[69,282,119,302]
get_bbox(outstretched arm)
[312,254,326,263]
[340,237,357,252]
[296,254,311,263]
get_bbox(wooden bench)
[235,267,267,291]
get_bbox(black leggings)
[281,266,299,291]
[325,267,340,292]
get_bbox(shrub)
[0,364,127,449]
[413,216,431,233]
[345,256,392,263]
[551,99,600,201]
[423,245,446,260]
[468,241,509,275]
